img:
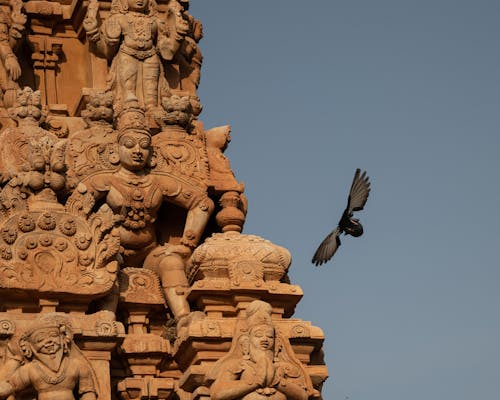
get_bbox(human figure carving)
[210,301,312,400]
[67,109,214,319]
[0,0,25,107]
[206,125,238,180]
[0,317,97,400]
[169,1,202,97]
[84,0,187,114]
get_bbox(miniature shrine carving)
[0,1,328,400]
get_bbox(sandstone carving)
[209,301,313,400]
[0,0,25,108]
[67,108,214,319]
[66,90,118,189]
[84,0,166,114]
[0,315,97,400]
[0,2,328,399]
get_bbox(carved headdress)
[116,109,151,139]
[245,299,273,330]
[110,0,158,16]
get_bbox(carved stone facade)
[0,1,327,400]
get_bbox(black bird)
[312,169,371,266]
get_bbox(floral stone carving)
[66,90,118,189]
[0,189,119,298]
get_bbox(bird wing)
[312,227,342,266]
[347,168,371,215]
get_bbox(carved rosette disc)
[0,202,119,297]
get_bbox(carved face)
[128,0,149,12]
[118,131,151,171]
[249,325,275,351]
[30,328,62,355]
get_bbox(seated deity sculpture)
[0,316,97,400]
[67,109,214,320]
[209,301,312,400]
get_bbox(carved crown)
[116,109,151,137]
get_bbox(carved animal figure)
[312,169,371,266]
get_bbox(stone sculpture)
[84,0,165,114]
[0,315,97,400]
[0,87,58,186]
[209,301,312,400]
[84,0,194,118]
[0,2,328,399]
[67,108,214,319]
[66,91,117,189]
[0,0,25,108]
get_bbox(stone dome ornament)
[188,232,292,284]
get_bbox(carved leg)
[142,55,160,109]
[157,252,190,319]
[117,53,139,107]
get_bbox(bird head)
[345,218,363,237]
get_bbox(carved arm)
[83,0,121,59]
[161,181,214,249]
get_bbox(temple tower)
[0,1,328,399]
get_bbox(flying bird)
[312,169,371,266]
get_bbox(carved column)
[29,36,64,112]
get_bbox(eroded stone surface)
[0,2,327,399]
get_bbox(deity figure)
[209,301,312,400]
[206,125,239,183]
[0,317,97,400]
[157,0,202,100]
[84,0,188,114]
[67,110,214,320]
[0,0,25,108]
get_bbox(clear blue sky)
[190,1,500,399]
